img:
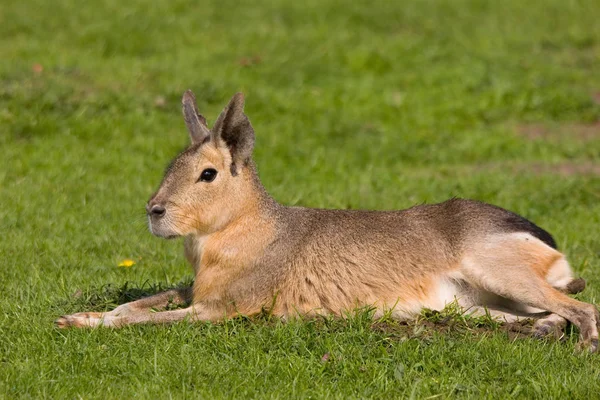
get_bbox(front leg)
[56,304,220,328]
[55,287,193,328]
[112,287,192,314]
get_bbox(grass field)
[2,0,600,398]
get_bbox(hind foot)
[532,313,567,339]
[573,305,600,353]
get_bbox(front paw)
[55,312,111,328]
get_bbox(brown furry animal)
[56,91,599,352]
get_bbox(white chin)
[148,220,179,239]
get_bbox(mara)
[57,90,599,352]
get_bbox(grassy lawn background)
[1,0,600,398]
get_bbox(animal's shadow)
[59,279,193,313]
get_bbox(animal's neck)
[243,160,281,215]
[186,161,281,271]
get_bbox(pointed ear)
[212,93,255,175]
[182,90,211,144]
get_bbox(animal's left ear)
[212,93,255,175]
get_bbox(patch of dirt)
[518,124,547,140]
[525,163,600,177]
[238,55,262,67]
[517,121,600,141]
[465,162,600,177]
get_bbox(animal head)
[146,91,256,238]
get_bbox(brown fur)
[56,91,599,352]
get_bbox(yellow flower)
[118,259,136,267]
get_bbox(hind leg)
[462,233,599,352]
[464,304,541,322]
[466,304,568,338]
[465,265,598,350]
[470,292,569,338]
[518,255,578,338]
[465,305,568,340]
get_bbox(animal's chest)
[184,236,206,276]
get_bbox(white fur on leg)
[545,257,574,290]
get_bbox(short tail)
[556,277,586,295]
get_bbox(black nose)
[148,204,166,217]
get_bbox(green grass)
[2,0,600,398]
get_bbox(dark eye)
[198,168,218,183]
